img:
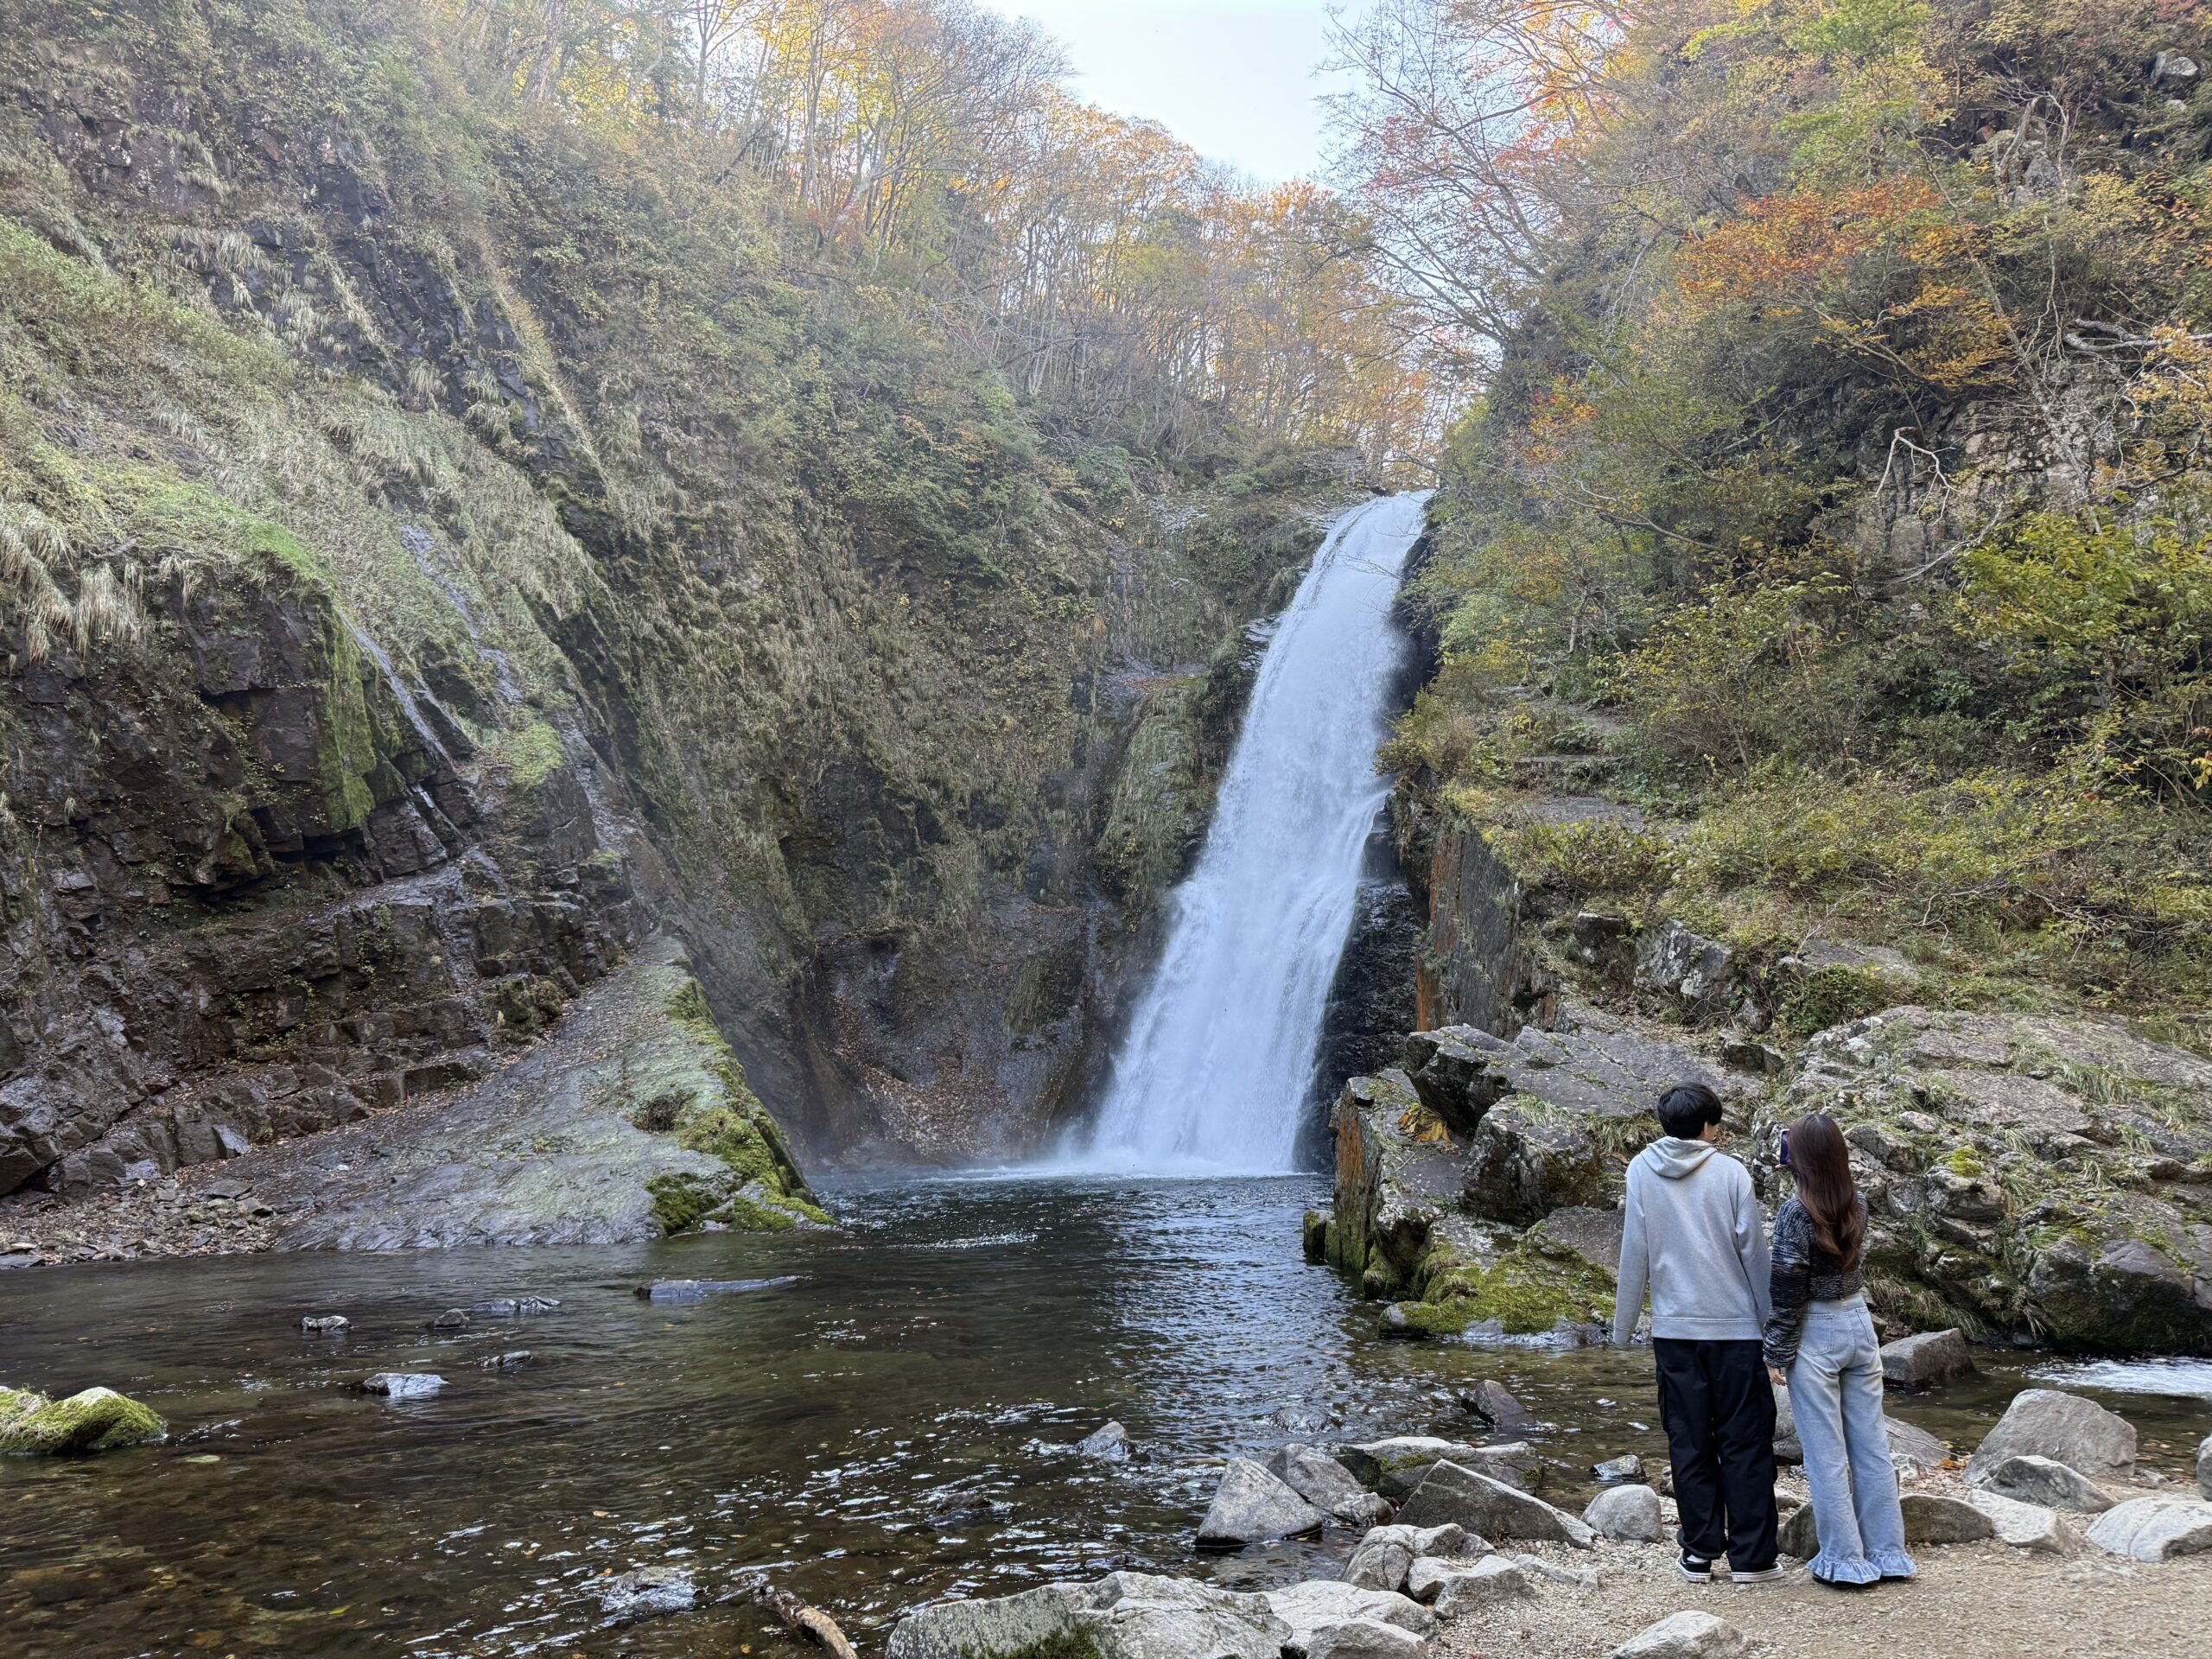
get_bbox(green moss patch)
[0,1384,168,1455]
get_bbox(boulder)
[599,1566,694,1622]
[2085,1497,2212,1563]
[1898,1492,1996,1545]
[636,1275,802,1303]
[1592,1454,1644,1484]
[888,1573,1287,1659]
[1402,1026,1507,1136]
[1304,1620,1426,1659]
[0,1384,168,1454]
[1341,1524,1476,1592]
[1266,1444,1381,1522]
[1338,1436,1535,1499]
[1458,1379,1538,1429]
[1879,1330,1974,1389]
[300,1314,350,1334]
[359,1372,444,1399]
[474,1295,561,1316]
[1583,1483,1663,1542]
[1610,1611,1748,1659]
[1408,1554,1530,1616]
[429,1307,470,1331]
[1964,1390,2136,1484]
[1078,1421,1132,1462]
[1395,1460,1594,1547]
[1963,1490,2072,1554]
[1967,1453,2114,1514]
[1505,1552,1599,1590]
[1770,1383,1801,1463]
[1884,1417,1948,1478]
[480,1350,532,1370]
[1198,1458,1328,1548]
[1261,1580,1433,1650]
[2199,1434,2210,1501]
[1778,1502,1820,1560]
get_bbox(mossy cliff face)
[0,1,1357,1197]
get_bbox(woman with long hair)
[1762,1111,1916,1588]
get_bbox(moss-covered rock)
[0,1384,168,1454]
[1753,1007,2212,1354]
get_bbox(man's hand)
[1766,1364,1788,1387]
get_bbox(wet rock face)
[1753,1009,2212,1354]
[0,554,639,1204]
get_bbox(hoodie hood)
[1638,1135,1719,1179]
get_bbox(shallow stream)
[3,1177,2208,1657]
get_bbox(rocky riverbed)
[882,1377,2212,1659]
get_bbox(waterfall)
[1078,490,1431,1174]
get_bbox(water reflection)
[1,1176,2205,1657]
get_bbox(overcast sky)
[982,2,1351,184]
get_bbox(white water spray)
[1077,491,1430,1174]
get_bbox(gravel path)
[1440,1496,2212,1659]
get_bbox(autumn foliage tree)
[1349,0,2212,1004]
[438,0,1437,468]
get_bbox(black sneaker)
[1811,1571,1875,1591]
[1678,1548,1720,1583]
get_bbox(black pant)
[1653,1337,1778,1569]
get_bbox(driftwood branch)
[748,1578,861,1659]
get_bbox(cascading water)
[1078,490,1432,1174]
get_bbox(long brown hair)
[1787,1111,1864,1271]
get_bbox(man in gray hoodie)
[1611,1081,1779,1584]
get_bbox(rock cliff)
[0,1,1360,1226]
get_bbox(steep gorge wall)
[0,0,1357,1198]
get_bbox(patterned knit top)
[1762,1194,1867,1370]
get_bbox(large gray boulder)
[888,1584,1084,1659]
[1337,1436,1535,1499]
[2085,1497,2212,1563]
[1884,1417,1949,1478]
[1407,1554,1530,1616]
[1304,1620,1427,1659]
[1261,1580,1433,1651]
[1898,1492,1997,1545]
[1198,1459,1328,1547]
[1583,1483,1663,1542]
[1266,1444,1390,1525]
[1964,1389,2136,1484]
[1340,1523,1477,1592]
[1773,1385,1942,1473]
[1964,1490,2073,1554]
[1967,1452,2114,1513]
[1611,1611,1748,1659]
[887,1573,1289,1659]
[1879,1329,1974,1389]
[1395,1460,1594,1547]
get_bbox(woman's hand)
[1766,1364,1788,1387]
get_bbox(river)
[5,1176,2209,1657]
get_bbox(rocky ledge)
[0,938,824,1262]
[1313,999,2212,1353]
[1310,1003,1748,1339]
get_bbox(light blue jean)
[1788,1295,1916,1584]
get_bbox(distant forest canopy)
[435,0,1439,468]
[1329,0,2212,1007]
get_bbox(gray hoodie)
[1610,1136,1772,1347]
